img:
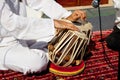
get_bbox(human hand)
[54,19,79,31]
[66,10,86,22]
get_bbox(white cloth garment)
[0,0,71,74]
[113,0,120,24]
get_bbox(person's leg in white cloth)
[4,40,49,75]
[0,7,49,75]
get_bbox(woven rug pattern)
[0,30,118,80]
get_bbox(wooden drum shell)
[48,22,93,67]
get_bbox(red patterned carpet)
[0,30,118,80]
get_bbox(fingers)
[54,20,79,31]
[81,11,86,21]
[74,10,86,21]
[66,10,86,22]
[77,10,86,20]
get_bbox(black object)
[91,0,119,79]
[106,26,120,51]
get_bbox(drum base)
[49,60,85,76]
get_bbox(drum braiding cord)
[93,0,118,71]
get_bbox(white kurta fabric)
[113,0,120,24]
[0,0,71,74]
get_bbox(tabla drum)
[48,21,93,67]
